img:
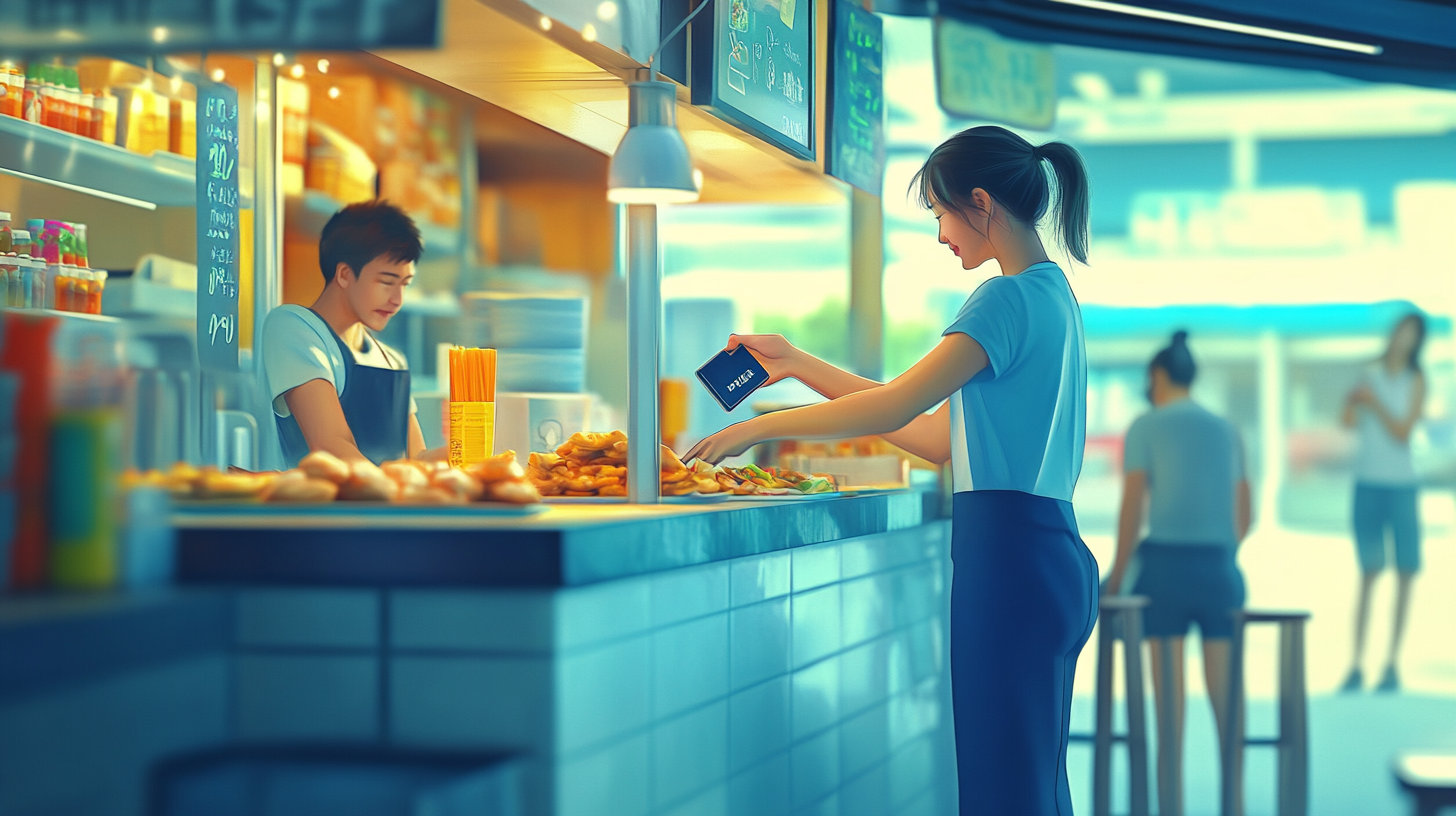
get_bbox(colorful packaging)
[49,407,122,589]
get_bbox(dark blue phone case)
[695,347,771,412]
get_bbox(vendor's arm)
[687,333,986,463]
[407,415,449,462]
[282,379,371,464]
[728,334,952,464]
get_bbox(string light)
[272,53,285,67]
[582,22,598,42]
[289,63,304,79]
[328,86,340,99]
[597,1,619,20]
[539,15,553,31]
[151,26,168,43]
[317,58,330,74]
[210,67,226,83]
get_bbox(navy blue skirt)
[951,490,1099,815]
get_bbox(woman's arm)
[1234,478,1252,546]
[1105,470,1147,596]
[282,379,370,464]
[1365,373,1426,443]
[729,334,955,465]
[687,334,986,464]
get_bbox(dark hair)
[911,125,1091,264]
[318,200,423,284]
[1387,313,1427,373]
[1151,330,1196,387]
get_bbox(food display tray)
[724,491,855,501]
[542,493,732,504]
[171,500,549,516]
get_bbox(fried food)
[487,479,542,504]
[431,468,486,502]
[195,470,273,500]
[465,451,526,483]
[399,484,462,505]
[382,461,430,490]
[298,450,351,484]
[338,460,401,502]
[263,471,341,503]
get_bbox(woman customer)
[686,125,1097,814]
[1105,331,1252,816]
[1340,313,1426,693]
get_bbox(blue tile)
[840,638,892,717]
[0,654,229,816]
[653,561,730,627]
[728,753,791,816]
[555,577,652,650]
[887,685,947,752]
[792,544,841,593]
[235,589,379,649]
[798,792,839,816]
[888,734,936,808]
[838,537,882,580]
[389,589,553,652]
[905,618,945,685]
[390,655,553,752]
[840,702,891,779]
[729,677,792,773]
[235,654,378,740]
[653,613,729,719]
[663,783,729,816]
[654,701,729,809]
[841,576,892,650]
[730,598,790,691]
[791,727,840,810]
[792,658,840,741]
[839,762,890,816]
[890,565,940,629]
[885,631,917,699]
[730,551,790,607]
[556,732,651,816]
[791,586,841,669]
[557,635,653,754]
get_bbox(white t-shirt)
[1354,364,1417,486]
[942,262,1087,501]
[262,304,418,418]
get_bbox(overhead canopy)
[878,0,1456,90]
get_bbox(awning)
[878,0,1456,90]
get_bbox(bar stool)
[1393,753,1456,816]
[1069,595,1151,816]
[1221,609,1311,816]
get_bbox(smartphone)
[695,346,771,412]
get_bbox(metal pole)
[848,188,884,380]
[626,203,661,502]
[253,56,284,471]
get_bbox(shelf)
[0,115,196,209]
[286,191,463,260]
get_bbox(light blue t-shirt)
[1123,399,1246,546]
[262,304,418,418]
[943,262,1086,501]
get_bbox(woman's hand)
[685,419,764,465]
[727,334,801,386]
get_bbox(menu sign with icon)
[196,81,240,372]
[692,0,815,160]
[827,0,884,195]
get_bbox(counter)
[2,495,959,816]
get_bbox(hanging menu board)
[827,0,884,196]
[691,0,815,160]
[196,82,240,372]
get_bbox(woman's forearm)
[755,384,921,443]
[793,352,884,399]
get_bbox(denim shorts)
[1131,542,1246,639]
[1353,483,1421,574]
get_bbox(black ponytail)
[1151,330,1196,387]
[911,125,1092,264]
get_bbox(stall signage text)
[197,83,240,372]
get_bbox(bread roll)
[486,479,541,504]
[382,461,430,490]
[298,450,351,484]
[431,468,485,501]
[338,461,400,502]
[264,472,341,503]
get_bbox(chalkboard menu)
[691,0,815,160]
[827,0,884,196]
[196,82,240,372]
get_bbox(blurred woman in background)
[1341,313,1426,693]
[1106,330,1251,816]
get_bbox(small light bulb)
[317,58,330,74]
[289,63,304,79]
[210,67,226,83]
[328,86,340,100]
[272,53,285,67]
[597,1,619,20]
[582,22,598,42]
[539,15,553,31]
[693,169,704,191]
[151,26,168,43]
[170,75,183,94]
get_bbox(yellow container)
[49,407,122,589]
[449,401,495,469]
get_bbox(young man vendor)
[262,200,440,466]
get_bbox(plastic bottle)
[73,223,88,267]
[7,230,28,307]
[22,65,41,124]
[0,211,11,254]
[40,220,63,265]
[94,94,117,144]
[32,263,49,309]
[0,63,19,118]
[88,269,106,314]
[58,222,75,265]
[78,92,94,139]
[11,228,31,260]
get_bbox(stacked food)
[526,431,837,498]
[124,450,541,505]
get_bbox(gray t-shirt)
[1123,399,1246,546]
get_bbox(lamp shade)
[608,80,699,205]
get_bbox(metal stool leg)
[1221,614,1247,816]
[1089,598,1151,816]
[1278,620,1309,816]
[1157,638,1183,816]
[1123,608,1151,816]
[1094,616,1116,816]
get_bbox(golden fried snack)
[564,490,596,497]
[487,479,541,504]
[399,484,462,505]
[693,477,722,494]
[661,445,687,473]
[121,468,167,490]
[663,480,699,496]
[196,471,274,500]
[263,472,340,503]
[565,430,626,451]
[298,450,351,484]
[466,451,526,484]
[531,479,565,496]
[599,484,628,497]
[431,468,486,502]
[338,461,401,502]
[381,462,430,490]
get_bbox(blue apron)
[950,489,1098,815]
[275,310,411,467]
